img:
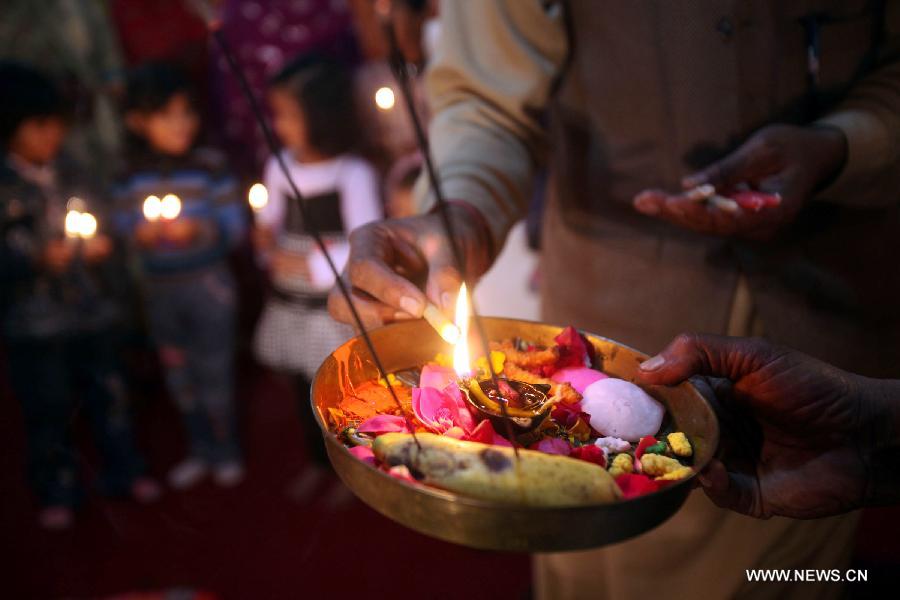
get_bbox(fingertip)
[639,354,666,372]
[682,173,707,189]
[633,192,662,216]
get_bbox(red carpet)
[0,363,530,599]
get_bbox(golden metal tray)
[312,317,719,552]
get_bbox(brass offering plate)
[311,317,719,552]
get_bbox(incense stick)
[382,23,522,458]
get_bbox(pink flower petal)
[464,419,513,447]
[420,365,457,391]
[551,367,608,394]
[444,383,476,434]
[357,414,411,434]
[348,445,376,465]
[412,385,475,435]
[531,437,572,456]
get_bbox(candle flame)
[143,195,162,221]
[248,182,268,211]
[160,194,182,220]
[78,212,97,239]
[65,209,98,239]
[65,210,82,238]
[452,283,471,377]
[375,86,395,111]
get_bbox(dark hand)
[636,333,892,519]
[633,124,846,238]
[327,205,491,329]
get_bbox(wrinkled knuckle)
[672,332,697,350]
[347,258,372,286]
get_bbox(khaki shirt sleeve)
[815,0,900,207]
[414,0,567,250]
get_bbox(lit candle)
[374,86,395,111]
[423,303,460,345]
[143,195,162,221]
[78,212,97,239]
[65,209,83,238]
[64,209,98,240]
[160,193,182,220]
[248,182,268,212]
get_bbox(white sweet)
[594,436,631,454]
[581,378,664,442]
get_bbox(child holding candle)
[252,54,382,503]
[0,61,159,529]
[113,63,247,489]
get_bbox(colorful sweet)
[580,378,664,441]
[372,432,622,506]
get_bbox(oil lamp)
[449,284,551,436]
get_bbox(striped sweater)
[112,147,246,275]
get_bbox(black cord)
[383,23,522,457]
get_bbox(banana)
[372,432,622,506]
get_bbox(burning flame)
[78,212,97,238]
[65,210,82,238]
[452,283,471,377]
[64,209,98,239]
[248,182,268,211]
[374,86,395,111]
[160,194,182,220]
[143,195,162,221]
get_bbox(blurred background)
[0,1,894,598]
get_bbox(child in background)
[0,62,159,530]
[114,63,247,489]
[252,55,382,503]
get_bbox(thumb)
[635,333,780,386]
[682,144,755,191]
[698,458,763,517]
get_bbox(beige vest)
[536,2,894,598]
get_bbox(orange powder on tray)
[330,381,413,429]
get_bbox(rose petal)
[413,387,460,434]
[615,473,661,499]
[551,367,608,394]
[357,414,411,434]
[531,437,572,456]
[554,326,593,370]
[420,365,457,391]
[634,435,658,462]
[348,445,376,465]
[444,383,476,434]
[465,419,513,447]
[570,444,607,468]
